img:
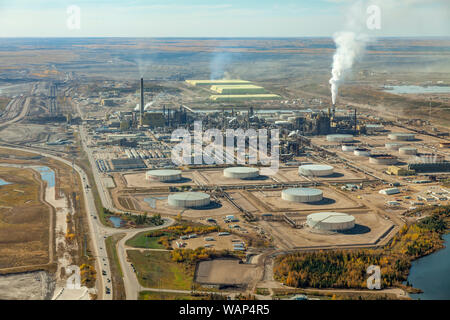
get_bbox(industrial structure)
[168,192,211,208]
[282,188,324,203]
[307,212,355,231]
[224,167,259,179]
[298,164,334,177]
[146,169,182,182]
[369,154,398,165]
[388,132,415,141]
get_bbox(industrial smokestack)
[140,78,144,126]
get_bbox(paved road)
[116,221,174,300]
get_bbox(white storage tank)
[354,148,371,157]
[326,134,354,142]
[342,144,357,152]
[369,154,398,165]
[168,192,211,208]
[398,147,417,155]
[146,169,182,182]
[388,132,415,141]
[385,143,404,151]
[307,212,355,231]
[282,188,323,203]
[413,153,445,164]
[298,164,334,177]
[224,167,259,179]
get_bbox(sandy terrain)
[171,232,244,251]
[0,271,55,300]
[195,259,258,286]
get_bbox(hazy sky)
[0,0,448,37]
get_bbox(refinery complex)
[0,28,449,303]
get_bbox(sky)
[0,0,448,37]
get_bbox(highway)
[0,143,174,300]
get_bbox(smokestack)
[140,78,144,126]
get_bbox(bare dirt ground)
[195,258,259,286]
[0,271,55,300]
[171,232,245,251]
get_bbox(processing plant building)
[210,85,266,95]
[210,94,281,102]
[185,79,252,86]
[282,188,323,203]
[168,192,211,208]
[307,212,355,231]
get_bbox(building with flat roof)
[210,84,266,95]
[210,94,281,102]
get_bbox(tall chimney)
[140,78,144,126]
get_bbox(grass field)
[0,166,50,269]
[105,233,126,300]
[125,232,166,249]
[139,291,202,300]
[127,250,193,290]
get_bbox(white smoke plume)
[329,31,367,104]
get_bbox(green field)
[105,234,126,300]
[127,250,193,290]
[139,291,202,300]
[125,233,166,249]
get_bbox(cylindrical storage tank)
[274,120,290,127]
[399,147,417,155]
[369,154,398,165]
[388,132,415,141]
[326,134,354,142]
[366,124,384,132]
[298,164,334,177]
[282,188,323,203]
[280,114,292,120]
[385,143,404,151]
[146,169,182,182]
[307,212,355,231]
[342,144,357,152]
[168,192,210,208]
[413,153,445,164]
[224,167,259,179]
[354,148,371,157]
